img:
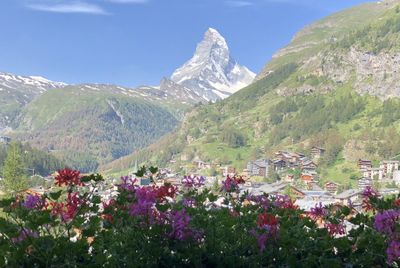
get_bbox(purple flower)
[11,228,39,244]
[129,187,157,220]
[387,240,400,264]
[250,229,268,252]
[167,209,202,241]
[118,176,138,192]
[362,186,379,199]
[182,197,196,208]
[310,202,328,220]
[374,209,400,236]
[168,209,191,240]
[273,195,297,209]
[182,176,206,188]
[22,194,43,210]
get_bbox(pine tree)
[2,142,27,194]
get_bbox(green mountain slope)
[102,1,400,186]
[11,85,179,172]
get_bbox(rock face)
[171,28,255,101]
[321,49,400,99]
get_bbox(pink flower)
[221,175,245,193]
[325,222,346,236]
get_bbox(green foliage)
[0,142,63,177]
[381,98,400,126]
[221,128,247,148]
[269,93,365,145]
[1,142,27,193]
[0,169,398,266]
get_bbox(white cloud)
[225,1,254,7]
[27,1,109,15]
[105,0,149,3]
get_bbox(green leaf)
[49,190,63,200]
[149,166,158,174]
[134,166,146,177]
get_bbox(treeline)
[269,93,365,144]
[0,141,64,177]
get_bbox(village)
[133,146,400,213]
[3,134,399,214]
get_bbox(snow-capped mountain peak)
[0,72,67,92]
[171,28,255,101]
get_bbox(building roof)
[335,189,362,199]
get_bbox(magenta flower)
[387,240,400,264]
[362,186,379,199]
[310,202,328,220]
[374,209,400,236]
[325,222,346,236]
[22,194,43,210]
[221,177,238,193]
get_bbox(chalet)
[220,166,236,177]
[379,160,399,179]
[301,159,317,171]
[275,151,305,168]
[272,159,286,171]
[0,136,11,144]
[335,189,363,206]
[193,160,211,170]
[301,174,314,184]
[358,159,372,172]
[311,147,325,159]
[363,167,383,180]
[358,177,372,190]
[302,190,333,201]
[256,181,289,195]
[289,185,307,199]
[247,159,269,178]
[324,181,340,195]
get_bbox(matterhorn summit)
[171,28,255,101]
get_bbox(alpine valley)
[0,28,255,172]
[102,0,400,187]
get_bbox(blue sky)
[0,0,372,87]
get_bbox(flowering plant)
[0,167,399,267]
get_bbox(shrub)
[0,168,399,267]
